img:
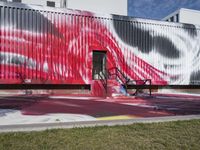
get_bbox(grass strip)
[0,119,200,150]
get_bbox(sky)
[128,0,200,19]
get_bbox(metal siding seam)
[39,11,42,80]
[45,11,47,81]
[35,10,38,79]
[86,16,88,80]
[17,8,20,80]
[44,11,48,81]
[77,15,80,81]
[87,16,90,81]
[126,21,129,78]
[70,14,73,79]
[11,7,15,80]
[71,14,74,80]
[61,13,64,81]
[68,14,71,79]
[50,12,53,81]
[0,7,3,80]
[124,20,127,77]
[83,16,85,80]
[57,12,59,81]
[63,13,65,80]
[74,14,76,80]
[145,23,148,79]
[60,13,62,81]
[14,9,20,79]
[51,12,54,81]
[24,9,27,80]
[25,9,29,80]
[135,22,138,79]
[33,10,37,81]
[81,15,83,80]
[152,23,155,80]
[8,7,11,79]
[131,21,134,79]
[154,23,157,82]
[52,12,55,80]
[2,6,4,80]
[4,7,7,79]
[41,11,44,81]
[77,14,79,81]
[31,10,34,80]
[56,13,59,80]
[66,14,69,80]
[22,8,24,80]
[80,15,83,82]
[63,14,65,80]
[0,7,1,80]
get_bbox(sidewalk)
[1,115,200,133]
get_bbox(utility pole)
[60,0,67,8]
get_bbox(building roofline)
[179,8,200,13]
[162,8,200,21]
[0,1,200,29]
[162,9,180,21]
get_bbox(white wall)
[67,0,127,15]
[19,0,61,7]
[180,9,200,25]
[7,0,127,16]
[162,8,200,25]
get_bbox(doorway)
[92,51,107,80]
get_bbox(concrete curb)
[0,115,200,133]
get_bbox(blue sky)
[128,0,200,19]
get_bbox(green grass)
[0,120,200,150]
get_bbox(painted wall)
[0,2,200,86]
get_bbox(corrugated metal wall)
[0,2,200,85]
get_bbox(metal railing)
[107,67,152,96]
[128,79,152,96]
[108,67,129,86]
[97,71,108,93]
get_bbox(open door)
[92,51,106,80]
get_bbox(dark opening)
[47,1,55,7]
[92,51,107,80]
[176,14,179,22]
[170,16,174,22]
[12,0,21,2]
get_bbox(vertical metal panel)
[8,7,11,79]
[0,3,200,85]
[49,11,53,81]
[0,6,2,79]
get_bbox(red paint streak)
[1,94,200,118]
[0,12,168,94]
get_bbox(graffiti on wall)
[0,3,200,85]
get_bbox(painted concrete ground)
[0,93,200,125]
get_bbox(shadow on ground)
[0,93,200,119]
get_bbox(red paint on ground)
[0,93,200,119]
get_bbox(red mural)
[0,6,168,87]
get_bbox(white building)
[1,0,62,7]
[67,0,127,16]
[0,0,127,16]
[162,8,200,25]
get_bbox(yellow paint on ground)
[97,115,139,121]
